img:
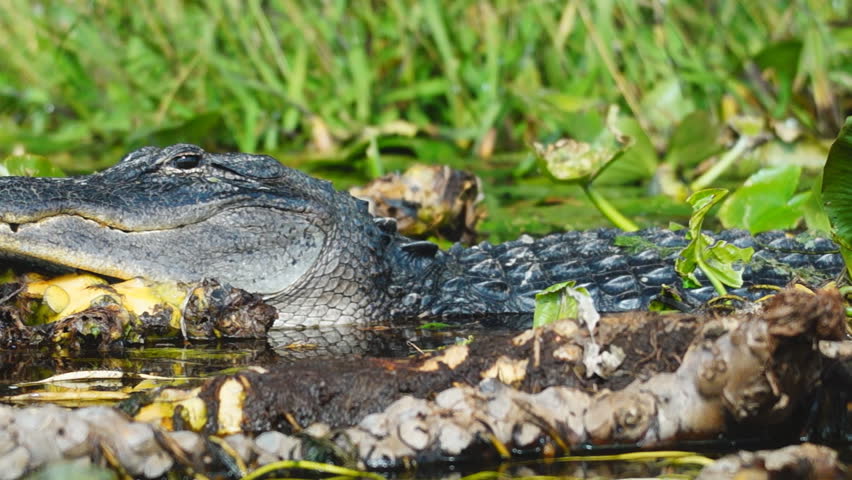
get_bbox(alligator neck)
[384,232,545,323]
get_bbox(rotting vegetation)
[0,273,275,351]
[0,287,849,478]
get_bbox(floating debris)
[350,164,484,243]
[0,273,276,350]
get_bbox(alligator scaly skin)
[387,228,845,322]
[0,144,844,328]
[259,226,843,356]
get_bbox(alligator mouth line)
[0,215,192,282]
[0,245,119,281]
[0,213,201,235]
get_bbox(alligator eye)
[168,153,202,170]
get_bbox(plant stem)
[583,185,639,232]
[690,135,753,191]
[697,257,728,296]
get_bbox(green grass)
[0,1,850,239]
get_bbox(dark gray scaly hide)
[0,144,844,327]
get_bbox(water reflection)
[0,321,495,398]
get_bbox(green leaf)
[700,240,756,287]
[665,111,724,169]
[534,108,634,185]
[419,322,451,330]
[685,188,725,234]
[554,110,606,143]
[648,286,684,313]
[821,117,852,264]
[675,189,754,294]
[802,173,832,236]
[753,40,802,85]
[533,281,594,328]
[613,235,651,250]
[639,77,694,133]
[594,116,658,185]
[0,155,65,177]
[751,40,803,117]
[717,165,804,234]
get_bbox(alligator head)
[0,144,399,327]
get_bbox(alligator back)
[392,228,845,321]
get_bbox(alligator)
[0,144,845,328]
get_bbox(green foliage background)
[0,0,850,238]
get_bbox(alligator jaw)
[0,215,148,281]
[0,207,327,297]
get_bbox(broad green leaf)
[751,40,803,117]
[753,40,802,85]
[594,116,657,185]
[675,189,754,293]
[821,117,852,262]
[0,155,65,177]
[639,77,694,133]
[698,240,756,287]
[533,281,596,328]
[717,165,804,233]
[554,110,606,144]
[665,111,724,169]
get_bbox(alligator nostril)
[8,223,18,233]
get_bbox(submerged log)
[0,287,848,478]
[133,288,846,436]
